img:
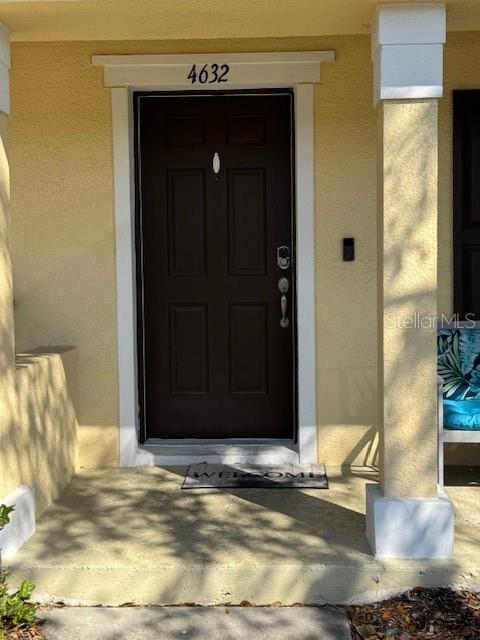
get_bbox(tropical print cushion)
[438,329,480,400]
[443,399,480,430]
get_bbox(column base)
[366,483,454,559]
[0,485,36,560]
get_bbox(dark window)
[453,90,480,319]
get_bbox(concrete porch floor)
[9,466,480,605]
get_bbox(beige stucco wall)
[8,33,480,469]
[314,36,378,467]
[10,42,119,468]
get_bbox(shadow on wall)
[342,426,379,475]
[0,347,78,515]
[340,367,379,471]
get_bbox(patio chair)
[438,325,480,486]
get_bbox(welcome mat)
[182,463,328,489]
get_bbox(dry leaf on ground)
[347,588,480,640]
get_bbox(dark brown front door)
[135,91,295,440]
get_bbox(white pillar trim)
[366,484,454,559]
[99,52,334,465]
[372,3,446,103]
[0,486,36,560]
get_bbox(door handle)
[278,277,290,328]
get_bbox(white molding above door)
[93,51,335,89]
[98,51,334,465]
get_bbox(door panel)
[229,303,268,394]
[135,92,295,439]
[227,168,267,275]
[169,304,209,395]
[167,170,207,275]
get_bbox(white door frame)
[94,51,335,466]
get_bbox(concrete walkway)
[39,606,352,640]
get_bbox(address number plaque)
[187,63,230,84]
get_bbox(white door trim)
[102,52,333,465]
[93,51,334,89]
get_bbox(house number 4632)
[187,63,230,84]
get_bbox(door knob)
[278,277,289,294]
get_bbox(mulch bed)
[4,625,45,639]
[347,587,480,639]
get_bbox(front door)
[135,91,295,440]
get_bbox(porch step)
[11,555,472,607]
[8,467,480,606]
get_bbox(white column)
[366,3,454,559]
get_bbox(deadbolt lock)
[277,245,290,270]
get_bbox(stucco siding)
[313,36,378,466]
[10,41,118,467]
[8,34,479,468]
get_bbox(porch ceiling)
[0,0,479,43]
